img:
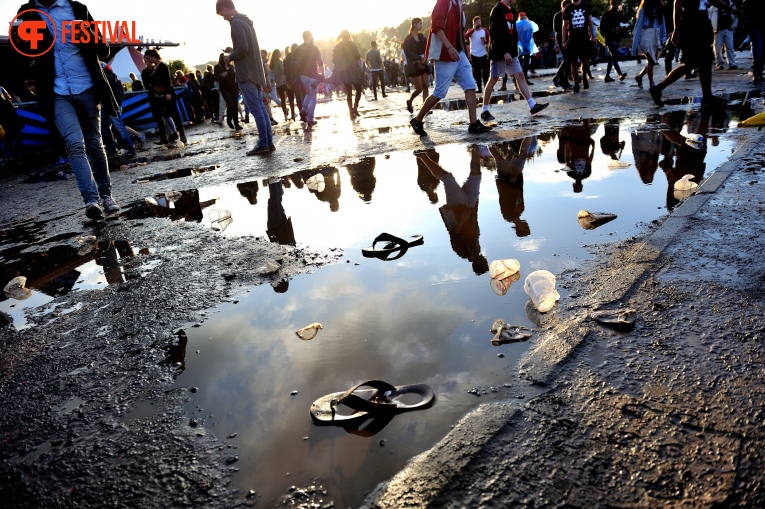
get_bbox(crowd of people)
[2,0,764,220]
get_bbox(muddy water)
[156,111,739,507]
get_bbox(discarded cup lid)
[296,322,323,340]
[577,210,618,230]
[489,259,520,280]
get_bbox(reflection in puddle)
[161,113,737,506]
[135,165,219,184]
[0,239,152,329]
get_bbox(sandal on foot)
[361,233,424,261]
[310,380,435,425]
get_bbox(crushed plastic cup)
[209,209,233,232]
[3,276,32,301]
[577,210,617,230]
[296,322,323,340]
[489,259,520,280]
[684,133,704,148]
[673,174,698,192]
[306,174,325,193]
[524,270,560,313]
[490,271,521,296]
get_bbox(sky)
[2,0,434,66]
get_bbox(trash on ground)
[306,174,325,193]
[310,380,434,426]
[524,270,560,313]
[590,308,637,329]
[489,318,533,344]
[738,111,765,127]
[258,258,281,276]
[296,322,323,340]
[361,233,424,261]
[209,209,233,232]
[577,210,618,230]
[674,174,699,191]
[489,259,520,280]
[684,133,704,148]
[76,235,98,255]
[490,271,521,296]
[3,276,32,300]
[607,160,632,169]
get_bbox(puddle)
[0,239,153,329]
[159,112,738,506]
[135,165,220,184]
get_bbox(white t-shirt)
[468,28,488,57]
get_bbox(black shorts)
[680,17,713,68]
[565,39,590,63]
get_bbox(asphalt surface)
[1,55,764,508]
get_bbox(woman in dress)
[332,30,363,119]
[143,49,187,145]
[214,53,242,130]
[631,0,666,89]
[403,18,429,114]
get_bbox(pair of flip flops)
[361,233,424,261]
[310,380,435,427]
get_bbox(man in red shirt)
[410,0,492,136]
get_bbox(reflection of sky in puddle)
[168,116,734,506]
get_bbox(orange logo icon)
[10,10,56,57]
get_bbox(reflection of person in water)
[306,167,342,211]
[345,157,376,202]
[631,116,663,184]
[98,240,135,285]
[416,147,489,275]
[236,181,260,205]
[415,149,441,203]
[660,109,715,210]
[599,120,625,160]
[558,123,595,193]
[267,180,296,246]
[492,137,536,237]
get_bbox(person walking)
[552,0,573,90]
[101,63,137,157]
[562,0,596,93]
[742,0,764,83]
[480,0,548,121]
[465,16,490,94]
[296,31,324,126]
[144,49,188,145]
[515,12,538,84]
[216,0,274,154]
[709,0,737,70]
[269,49,291,121]
[366,41,387,100]
[214,53,241,130]
[632,0,667,89]
[648,0,739,107]
[403,18,430,113]
[409,0,493,136]
[11,0,120,219]
[600,0,628,81]
[203,64,221,123]
[332,30,364,120]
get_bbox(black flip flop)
[361,233,424,261]
[310,380,435,425]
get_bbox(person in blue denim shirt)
[632,0,667,89]
[12,0,119,220]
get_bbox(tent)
[108,46,145,83]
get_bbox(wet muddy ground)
[1,58,764,508]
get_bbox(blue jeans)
[101,106,135,154]
[239,81,273,147]
[54,88,111,205]
[606,42,623,76]
[300,76,319,120]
